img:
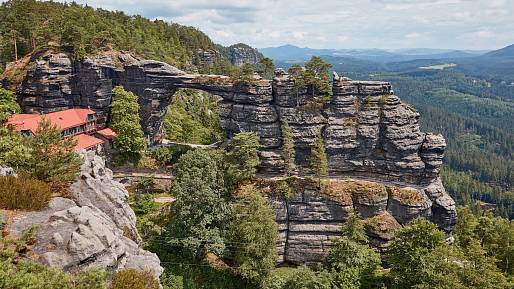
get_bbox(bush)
[0,174,52,210]
[111,269,160,289]
[74,267,108,289]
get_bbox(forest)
[0,0,234,74]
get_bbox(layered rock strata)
[5,51,456,263]
[9,51,445,185]
[262,177,456,265]
[8,151,163,278]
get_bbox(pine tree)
[310,132,328,183]
[225,132,261,185]
[110,86,147,165]
[281,121,296,176]
[27,119,82,182]
[228,184,278,284]
[259,57,275,80]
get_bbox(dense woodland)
[0,0,234,74]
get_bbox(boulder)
[8,151,163,280]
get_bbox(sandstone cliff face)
[8,151,163,278]
[260,177,455,265]
[5,51,456,264]
[9,51,445,185]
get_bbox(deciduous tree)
[110,86,147,165]
[167,150,230,259]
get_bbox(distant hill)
[483,44,514,58]
[454,44,514,81]
[259,44,485,64]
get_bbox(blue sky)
[64,0,513,50]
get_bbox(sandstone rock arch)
[12,51,445,184]
[6,50,456,265]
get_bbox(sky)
[61,0,513,50]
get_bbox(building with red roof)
[7,108,110,152]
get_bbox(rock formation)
[225,43,264,67]
[4,50,457,264]
[259,177,455,265]
[8,150,163,278]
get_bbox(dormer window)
[87,114,95,122]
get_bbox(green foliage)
[281,121,296,176]
[305,56,332,96]
[161,271,183,289]
[340,213,368,244]
[325,214,383,289]
[0,0,235,74]
[111,269,160,289]
[386,216,512,289]
[283,267,332,289]
[167,149,230,258]
[0,259,73,289]
[261,268,298,289]
[258,57,276,80]
[26,119,82,182]
[110,86,147,165]
[309,133,329,182]
[164,89,224,145]
[225,132,261,185]
[0,86,20,122]
[74,268,108,289]
[130,193,157,216]
[227,184,279,283]
[0,173,51,210]
[387,218,447,287]
[0,125,32,169]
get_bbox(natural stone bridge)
[15,51,444,184]
[9,51,456,264]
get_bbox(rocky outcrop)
[8,151,163,278]
[262,177,456,265]
[5,51,456,264]
[226,43,264,67]
[7,51,445,185]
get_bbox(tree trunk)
[12,29,18,61]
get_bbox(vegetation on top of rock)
[288,56,333,99]
[0,0,234,74]
[110,86,147,165]
[0,173,51,210]
[111,269,160,289]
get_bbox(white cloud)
[56,0,514,49]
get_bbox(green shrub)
[0,174,52,210]
[74,268,108,289]
[111,269,160,289]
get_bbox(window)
[87,114,95,122]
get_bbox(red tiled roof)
[73,134,104,151]
[96,128,116,139]
[7,108,96,134]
